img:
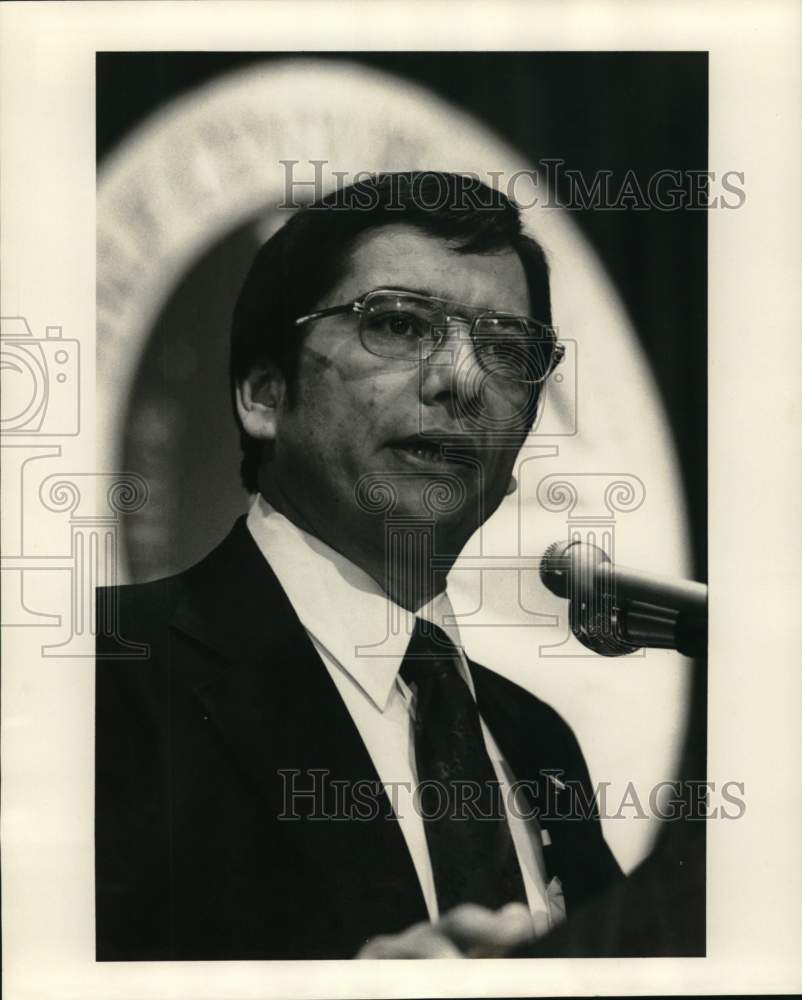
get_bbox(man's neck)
[256,484,452,613]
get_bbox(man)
[96,172,622,961]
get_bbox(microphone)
[540,539,707,658]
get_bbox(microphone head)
[539,540,574,597]
[540,539,610,597]
[540,540,638,656]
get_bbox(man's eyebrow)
[375,286,532,318]
[376,285,494,311]
[378,284,441,298]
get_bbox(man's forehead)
[326,223,530,313]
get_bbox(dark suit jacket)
[95,517,622,960]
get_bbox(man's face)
[263,224,536,563]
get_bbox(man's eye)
[478,336,519,359]
[479,340,505,356]
[375,311,425,338]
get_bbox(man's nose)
[418,322,484,409]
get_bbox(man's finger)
[436,901,537,957]
[356,922,464,959]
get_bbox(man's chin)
[380,484,480,548]
[356,470,474,519]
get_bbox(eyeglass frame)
[293,287,565,386]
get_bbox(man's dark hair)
[231,171,552,493]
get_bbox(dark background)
[97,51,707,582]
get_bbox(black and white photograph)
[1,2,800,998]
[94,50,709,962]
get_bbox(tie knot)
[399,618,460,687]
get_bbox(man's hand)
[355,902,537,959]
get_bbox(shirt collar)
[245,494,464,712]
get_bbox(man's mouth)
[389,436,477,469]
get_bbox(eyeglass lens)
[360,292,556,384]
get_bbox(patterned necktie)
[400,618,528,915]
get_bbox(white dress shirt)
[246,494,564,934]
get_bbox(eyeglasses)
[293,288,565,386]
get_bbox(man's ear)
[235,362,286,443]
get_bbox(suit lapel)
[470,660,582,901]
[469,659,552,796]
[168,518,428,945]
